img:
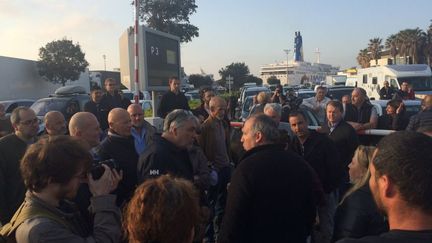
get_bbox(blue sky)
[1,0,431,79]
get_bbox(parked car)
[31,85,90,123]
[122,89,151,101]
[185,90,200,101]
[238,86,270,106]
[240,95,256,121]
[370,99,422,117]
[326,86,355,101]
[0,99,35,115]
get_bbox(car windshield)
[328,88,354,101]
[243,97,254,112]
[31,99,68,116]
[398,76,432,91]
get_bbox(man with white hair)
[264,103,291,147]
[137,109,197,183]
[302,86,331,123]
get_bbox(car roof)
[244,86,270,91]
[370,99,422,107]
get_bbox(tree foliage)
[367,38,383,66]
[138,0,199,43]
[267,76,280,85]
[188,74,213,88]
[218,62,250,89]
[357,48,371,68]
[37,38,89,86]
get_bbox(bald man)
[44,111,66,136]
[406,94,432,131]
[69,112,101,148]
[344,88,378,131]
[198,96,232,240]
[97,108,137,206]
[127,104,157,155]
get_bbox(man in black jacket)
[137,109,197,183]
[84,87,110,131]
[344,88,378,131]
[219,114,317,243]
[338,132,432,243]
[0,107,39,224]
[97,108,137,206]
[289,111,343,243]
[157,76,190,118]
[326,101,359,196]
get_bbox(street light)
[102,54,106,71]
[283,49,290,85]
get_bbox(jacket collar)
[241,143,284,161]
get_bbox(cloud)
[0,2,21,17]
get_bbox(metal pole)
[133,0,140,104]
[102,54,106,71]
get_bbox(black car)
[326,86,355,101]
[31,86,90,122]
[0,99,35,115]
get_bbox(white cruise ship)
[260,32,339,86]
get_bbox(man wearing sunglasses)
[0,106,39,225]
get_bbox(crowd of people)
[0,77,432,243]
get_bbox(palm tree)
[367,38,383,66]
[395,28,426,64]
[357,48,371,68]
[424,20,432,66]
[385,34,398,64]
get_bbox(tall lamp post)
[102,54,106,71]
[283,49,290,85]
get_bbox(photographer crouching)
[1,135,122,242]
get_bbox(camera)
[90,159,119,180]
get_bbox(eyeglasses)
[20,118,39,126]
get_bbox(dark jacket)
[219,144,317,243]
[83,101,110,131]
[0,134,28,224]
[332,184,388,242]
[192,104,210,122]
[378,113,409,130]
[379,87,396,100]
[157,91,190,118]
[337,230,432,243]
[99,92,124,110]
[344,102,373,124]
[406,108,432,131]
[97,132,139,206]
[328,121,359,184]
[137,137,194,183]
[290,131,343,193]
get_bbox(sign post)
[226,75,233,95]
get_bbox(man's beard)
[371,182,388,216]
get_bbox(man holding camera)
[1,136,122,242]
[271,84,286,104]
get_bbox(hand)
[88,164,122,196]
[396,102,404,114]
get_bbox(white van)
[356,64,432,100]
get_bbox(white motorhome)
[356,64,432,100]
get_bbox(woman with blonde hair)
[332,145,388,242]
[123,175,200,243]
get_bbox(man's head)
[44,111,66,136]
[256,92,270,104]
[69,112,101,147]
[104,78,118,95]
[162,109,197,149]
[10,107,39,140]
[241,114,279,151]
[401,81,409,91]
[0,104,5,118]
[341,95,351,105]
[421,94,432,111]
[20,135,92,199]
[108,108,132,137]
[370,131,432,217]
[209,96,227,120]
[127,104,145,129]
[264,103,282,125]
[91,87,103,103]
[326,100,344,124]
[383,81,390,88]
[351,88,367,107]
[288,111,310,139]
[168,76,181,94]
[316,86,327,101]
